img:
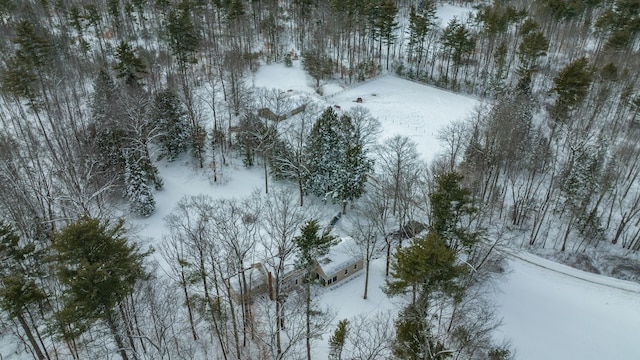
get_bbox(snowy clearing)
[436,3,477,27]
[329,75,480,162]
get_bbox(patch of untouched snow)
[493,257,640,360]
[130,159,264,247]
[321,82,345,97]
[437,3,476,27]
[512,251,640,293]
[330,75,479,162]
[252,60,315,94]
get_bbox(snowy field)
[328,76,479,162]
[248,61,640,359]
[254,60,480,163]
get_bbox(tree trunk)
[180,266,198,341]
[363,258,370,300]
[385,237,391,277]
[118,303,139,360]
[305,280,311,360]
[276,295,283,356]
[17,312,46,360]
[298,175,304,207]
[106,311,129,360]
[264,154,269,193]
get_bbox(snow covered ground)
[131,57,640,360]
[328,76,479,162]
[436,2,477,27]
[247,61,640,359]
[495,252,640,360]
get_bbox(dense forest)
[1,0,640,359]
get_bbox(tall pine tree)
[113,41,147,87]
[150,89,190,161]
[0,223,49,360]
[549,57,593,123]
[305,107,373,212]
[53,217,148,360]
[124,156,156,217]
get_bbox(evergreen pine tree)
[595,0,640,49]
[305,107,373,211]
[476,1,525,35]
[335,142,373,214]
[125,156,156,217]
[0,222,49,360]
[429,172,477,251]
[1,20,51,104]
[68,5,84,35]
[302,48,333,88]
[489,41,508,96]
[150,89,190,161]
[407,1,436,74]
[166,0,201,69]
[91,69,128,178]
[393,302,450,360]
[441,19,475,83]
[375,0,399,70]
[191,123,207,168]
[53,217,148,360]
[386,232,466,359]
[516,27,548,94]
[385,232,465,302]
[284,53,293,67]
[305,107,342,197]
[113,41,147,86]
[294,219,337,360]
[549,57,593,123]
[328,319,349,360]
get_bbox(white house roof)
[317,237,361,277]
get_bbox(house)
[315,237,363,286]
[227,237,363,303]
[257,104,307,122]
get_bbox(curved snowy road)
[493,251,640,360]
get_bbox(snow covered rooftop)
[318,237,361,277]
